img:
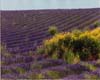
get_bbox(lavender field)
[1,8,100,79]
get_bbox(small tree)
[48,26,58,36]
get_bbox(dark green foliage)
[94,22,100,28]
[48,26,58,36]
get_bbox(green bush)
[94,22,100,28]
[48,26,58,36]
[71,34,100,60]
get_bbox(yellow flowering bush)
[90,27,100,40]
[37,27,100,61]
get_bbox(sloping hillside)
[1,8,100,53]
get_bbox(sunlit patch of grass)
[2,53,12,58]
[31,64,42,70]
[98,53,100,59]
[84,74,100,80]
[2,69,12,74]
[52,52,59,60]
[81,62,97,71]
[1,61,6,65]
[87,64,97,71]
[15,67,26,74]
[28,73,44,79]
[46,70,63,79]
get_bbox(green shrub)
[70,36,97,60]
[80,34,97,60]
[94,22,100,28]
[48,26,58,36]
